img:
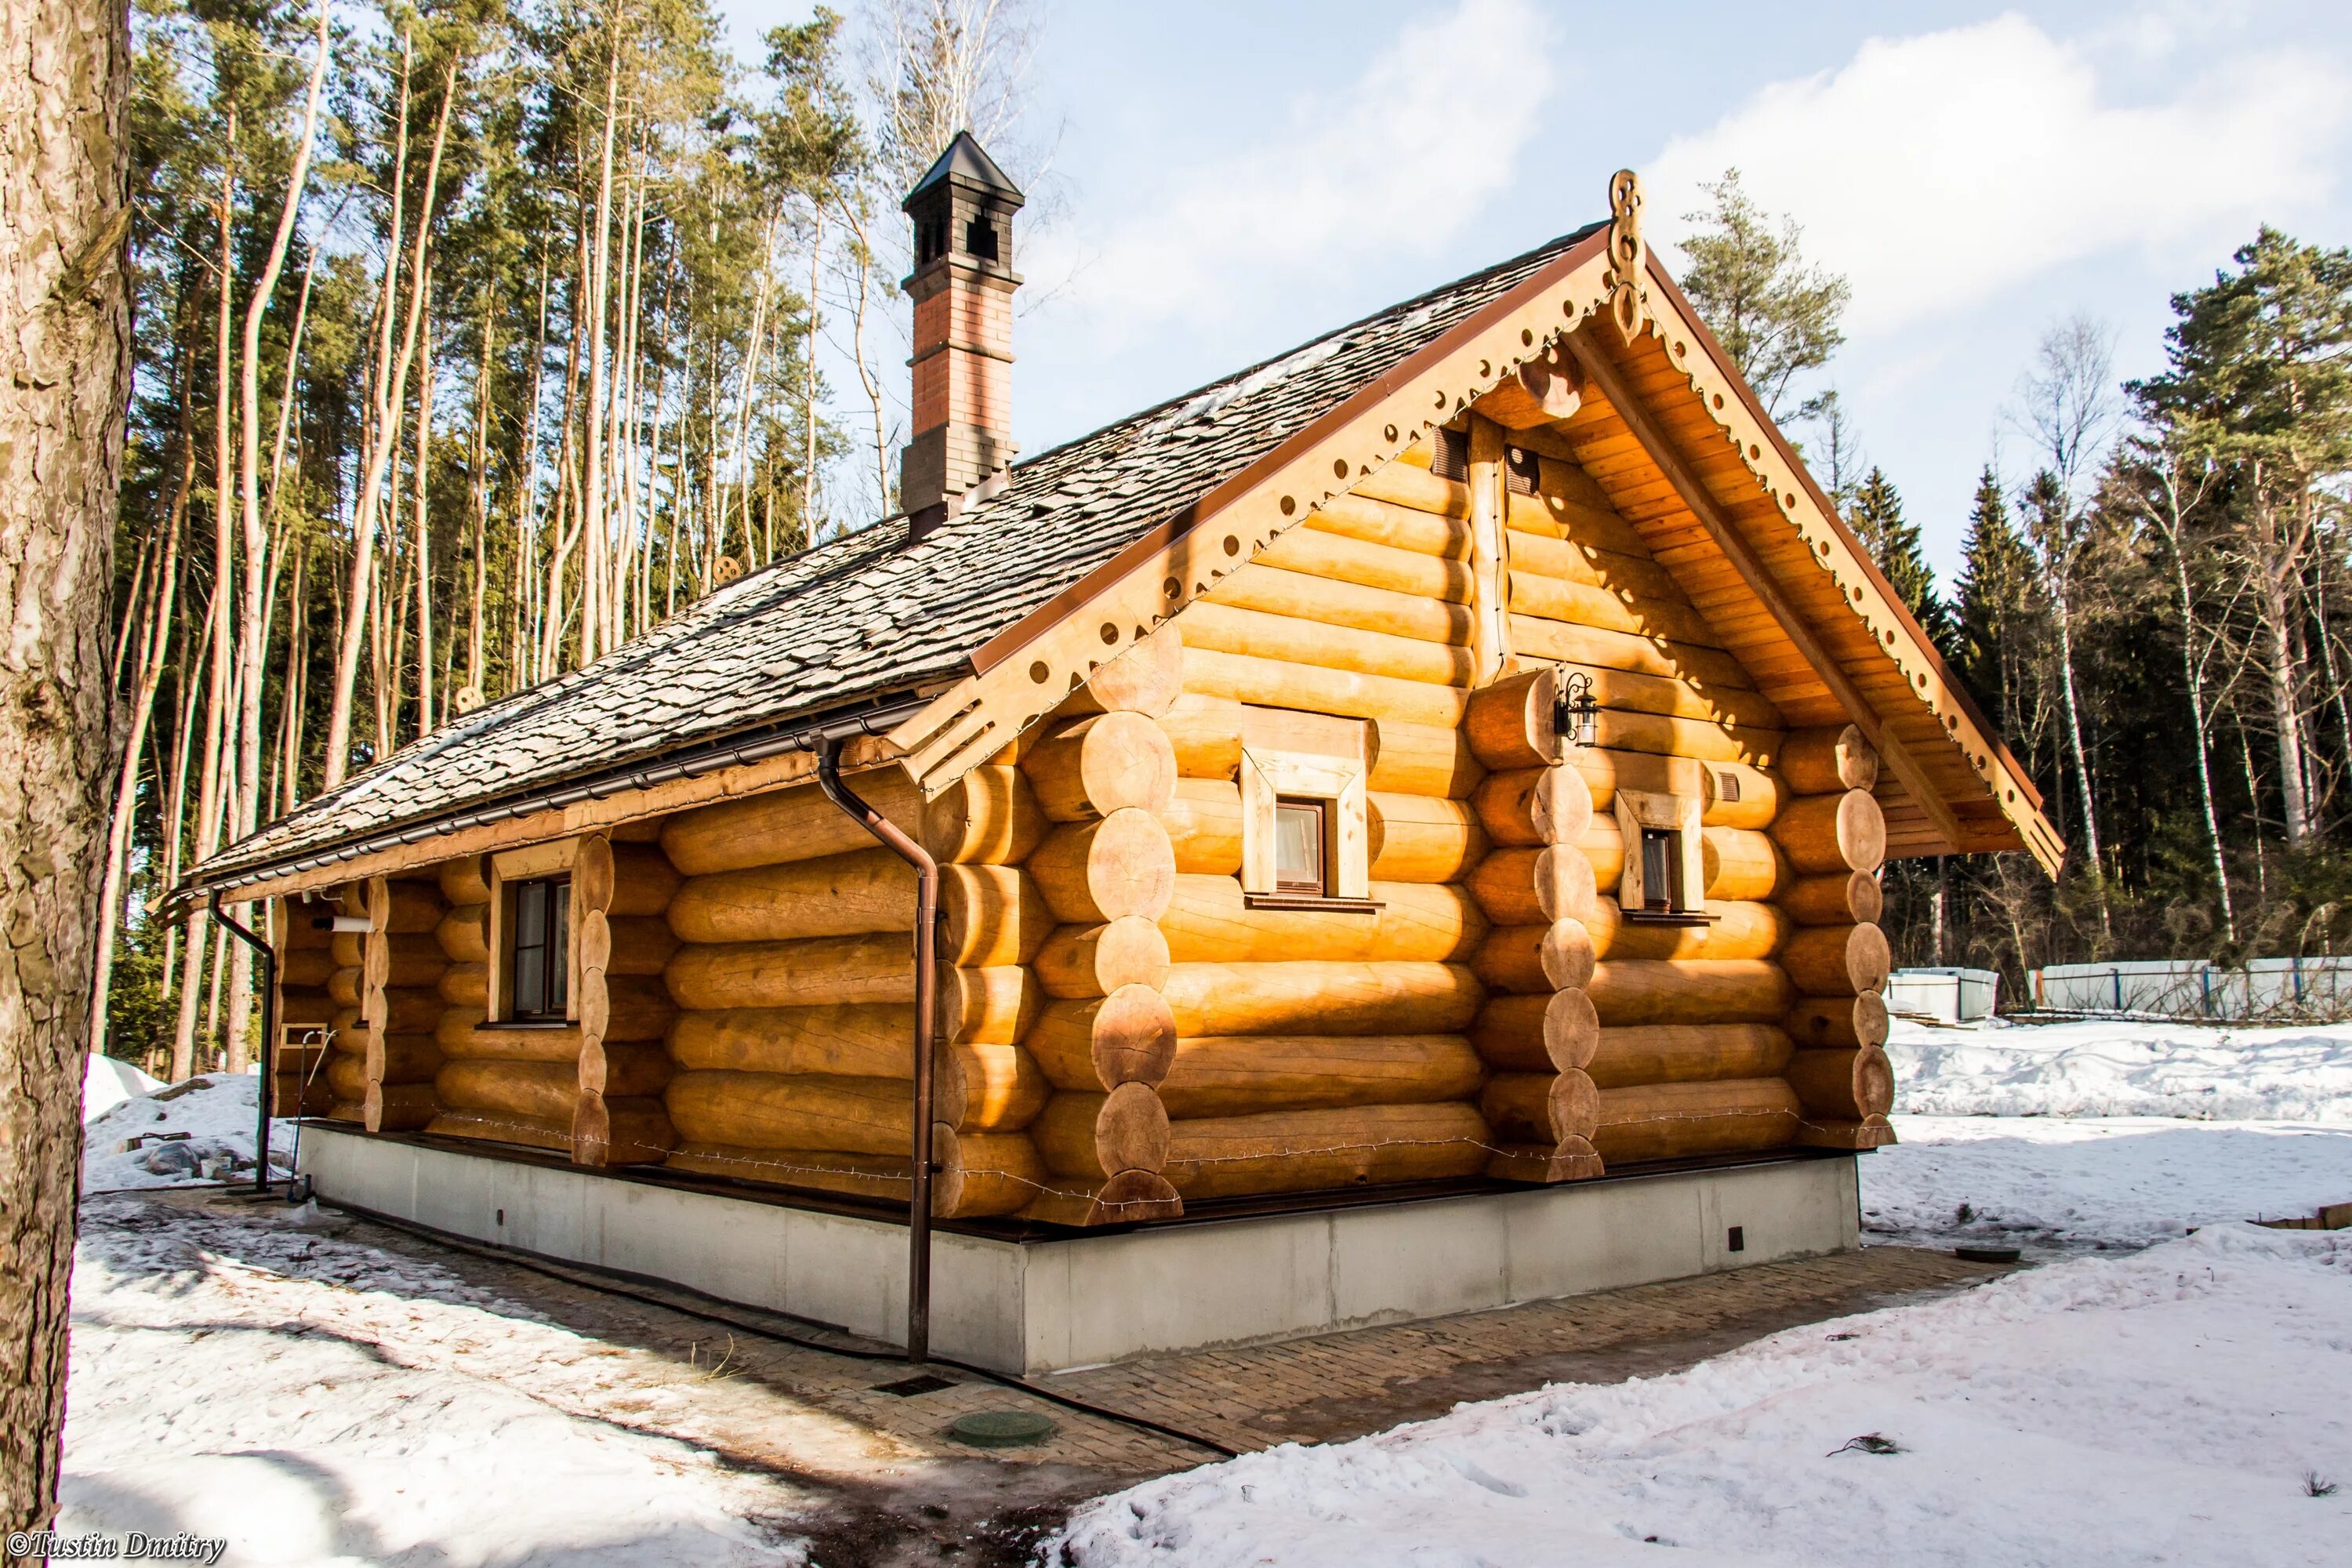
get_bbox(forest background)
[100,0,2352,1080]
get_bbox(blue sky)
[729,1,2352,582]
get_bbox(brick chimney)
[900,131,1024,528]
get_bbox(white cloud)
[1033,0,1554,342]
[1645,12,2345,333]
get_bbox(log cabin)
[181,141,2058,1369]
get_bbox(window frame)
[1272,797,1330,895]
[1238,710,1376,909]
[1615,787,1710,924]
[505,874,572,1022]
[483,839,584,1025]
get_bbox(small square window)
[507,876,570,1020]
[1640,828,1682,913]
[1274,799,1327,895]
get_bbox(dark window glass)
[1640,828,1679,913]
[509,877,570,1019]
[1275,799,1327,895]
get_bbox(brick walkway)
[1048,1247,2005,1454]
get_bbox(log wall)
[362,873,448,1133]
[270,895,338,1117]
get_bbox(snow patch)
[1886,1014,2352,1121]
[1055,1225,2352,1566]
[81,1073,296,1192]
[83,1053,163,1123]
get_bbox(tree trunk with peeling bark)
[0,0,129,1532]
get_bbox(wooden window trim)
[505,873,572,1022]
[1614,787,1706,917]
[486,839,585,1023]
[1238,711,1372,903]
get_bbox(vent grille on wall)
[1432,426,1468,481]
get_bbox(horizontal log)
[437,855,491,906]
[1029,809,1176,924]
[935,1044,1051,1133]
[1785,991,1891,1051]
[435,905,489,964]
[1185,600,1472,688]
[1786,1045,1895,1120]
[1473,919,1595,994]
[1161,875,1485,964]
[938,865,1056,968]
[1784,869,1884,927]
[666,848,913,944]
[662,1142,907,1197]
[438,962,487,1007]
[437,1058,578,1122]
[1022,711,1178,822]
[1184,647,1467,731]
[1557,748,1778,829]
[665,1069,914,1156]
[1780,924,1892,996]
[585,1040,673,1099]
[1586,960,1795,1025]
[1772,789,1886,875]
[1796,1116,1896,1152]
[931,1127,1051,1218]
[1583,900,1789,962]
[379,880,446,934]
[1369,793,1486,882]
[340,931,445,985]
[278,985,336,1027]
[1158,693,1246,779]
[1506,570,1722,650]
[1259,517,1471,601]
[666,931,915,1010]
[581,843,681,919]
[367,1079,435,1133]
[661,767,1050,877]
[280,948,336,988]
[1592,1077,1802,1164]
[604,915,680,975]
[1587,1024,1795,1089]
[1780,724,1879,794]
[1481,1068,1599,1143]
[1207,559,1472,647]
[1470,989,1599,1073]
[434,1014,583,1062]
[1345,463,1472,529]
[1507,615,1759,713]
[1160,776,1242,875]
[363,1033,444,1088]
[1701,828,1790,902]
[1507,528,1706,608]
[572,1095,677,1165]
[596,975,676,1044]
[1366,718,1482,797]
[1467,846,1596,927]
[1163,960,1483,1038]
[1465,667,1777,771]
[1313,483,1470,550]
[324,1051,369,1101]
[323,1098,366,1124]
[942,964,1040,1046]
[341,988,441,1034]
[1031,1083,1171,1179]
[1536,660,1782,732]
[1033,917,1171,998]
[1025,985,1180,1091]
[1158,1033,1484,1119]
[668,1005,911,1077]
[427,1108,569,1152]
[1162,1101,1490,1199]
[1472,767,1593,847]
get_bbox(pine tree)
[1846,466,1955,653]
[1952,465,2037,724]
[1675,168,1851,420]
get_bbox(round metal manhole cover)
[949,1410,1055,1448]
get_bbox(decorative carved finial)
[1606,169,1645,346]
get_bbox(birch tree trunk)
[0,0,129,1529]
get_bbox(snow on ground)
[82,1072,298,1192]
[1054,1224,2352,1567]
[1885,1013,2352,1121]
[1863,1115,2352,1250]
[60,1195,809,1567]
[83,1053,163,1121]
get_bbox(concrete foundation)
[297,1127,1860,1374]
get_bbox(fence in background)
[2027,958,2352,1021]
[1886,967,2002,1023]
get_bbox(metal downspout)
[209,892,278,1196]
[815,736,938,1365]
